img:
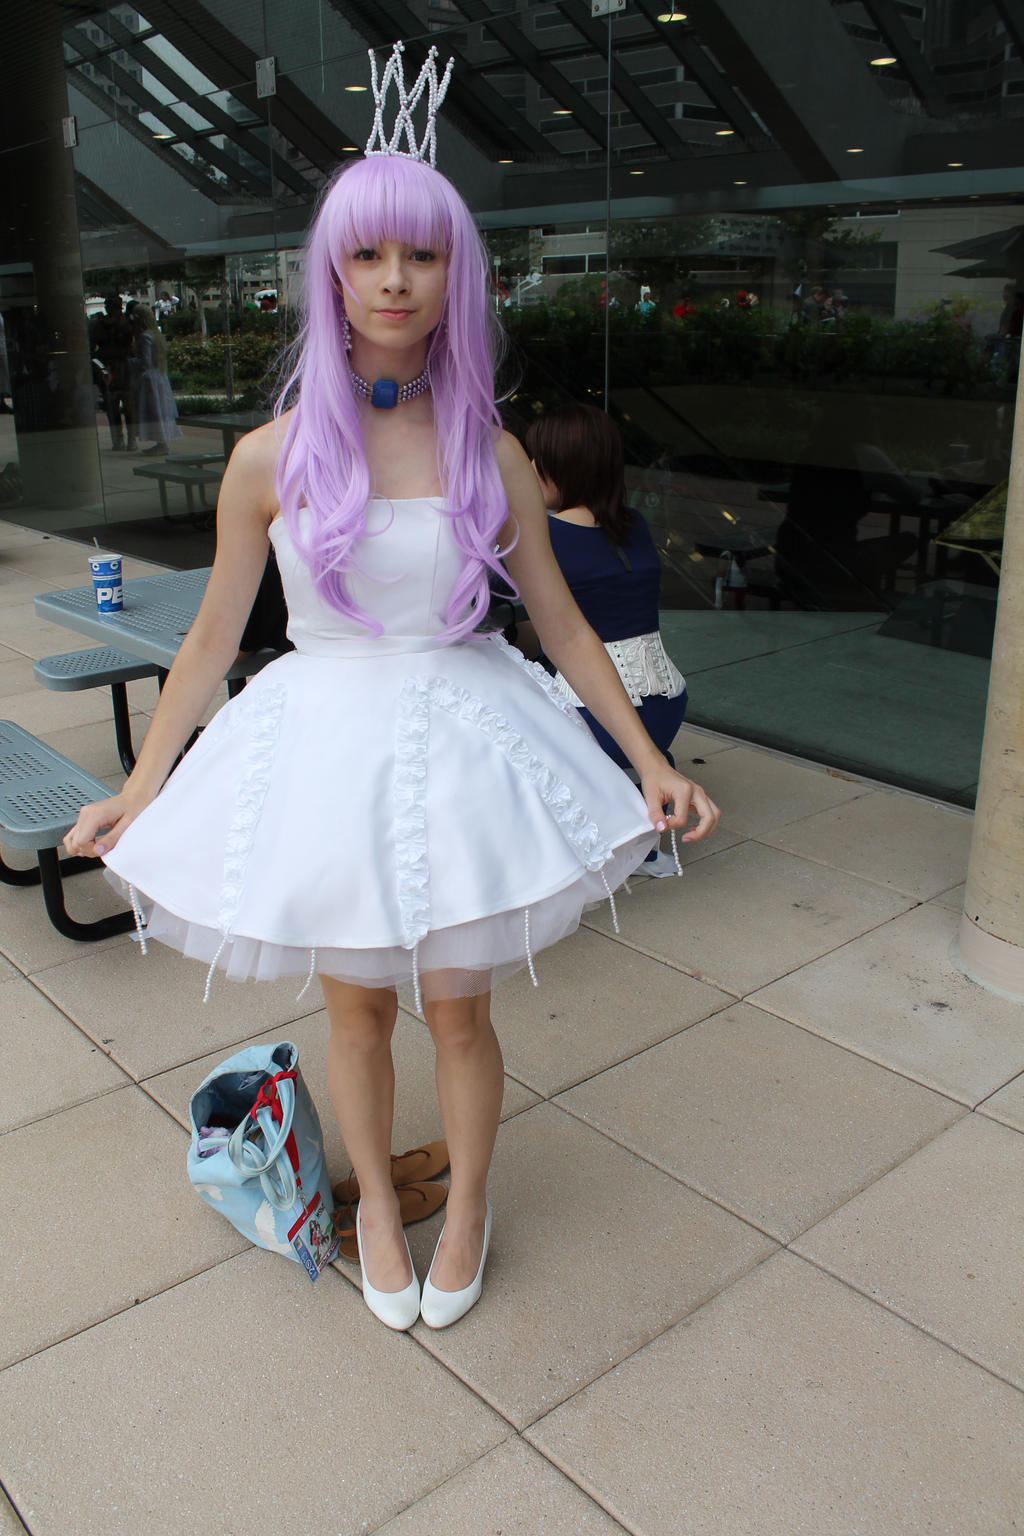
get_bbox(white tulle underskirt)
[109,836,649,1005]
[102,633,661,1006]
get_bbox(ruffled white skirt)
[104,633,658,1003]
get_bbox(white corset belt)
[552,631,686,708]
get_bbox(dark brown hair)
[526,402,633,547]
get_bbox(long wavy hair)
[275,154,510,639]
[132,305,168,372]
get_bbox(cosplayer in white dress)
[66,42,720,1334]
[104,496,658,1004]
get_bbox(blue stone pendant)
[370,379,400,409]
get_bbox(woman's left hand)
[639,766,721,843]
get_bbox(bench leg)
[0,849,99,887]
[109,681,137,773]
[36,847,135,941]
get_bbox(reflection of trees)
[482,227,531,283]
[559,212,886,309]
[609,215,719,293]
[764,211,882,308]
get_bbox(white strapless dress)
[104,498,657,1003]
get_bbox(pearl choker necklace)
[350,365,431,409]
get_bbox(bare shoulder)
[229,411,291,476]
[496,427,531,480]
[495,428,540,507]
[221,413,290,523]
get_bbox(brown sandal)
[331,1179,449,1263]
[332,1138,450,1204]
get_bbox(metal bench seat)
[0,719,133,940]
[172,452,227,469]
[33,646,158,774]
[132,462,222,523]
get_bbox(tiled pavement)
[0,521,1021,1535]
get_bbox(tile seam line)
[787,1248,1024,1398]
[746,993,994,1110]
[589,900,964,1070]
[549,1096,784,1245]
[0,1477,30,1536]
[23,970,327,1082]
[778,1105,972,1246]
[550,1094,974,1251]
[578,918,745,994]
[501,999,733,1101]
[521,1244,785,1441]
[0,1078,134,1140]
[0,1249,250,1374]
[747,832,967,899]
[401,1219,775,1437]
[974,1065,1024,1111]
[517,1434,655,1536]
[362,1435,634,1536]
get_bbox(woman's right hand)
[63,784,154,860]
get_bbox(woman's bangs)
[331,159,453,262]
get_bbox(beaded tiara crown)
[364,41,455,168]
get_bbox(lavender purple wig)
[275,154,510,638]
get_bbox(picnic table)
[33,567,280,689]
[176,408,272,462]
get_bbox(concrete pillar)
[0,0,102,517]
[953,358,1024,1002]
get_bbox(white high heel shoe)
[355,1204,421,1331]
[419,1201,492,1329]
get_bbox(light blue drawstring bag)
[187,1040,339,1282]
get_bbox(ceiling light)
[342,145,360,152]
[846,146,864,153]
[657,10,687,19]
[552,108,572,116]
[947,160,963,167]
[733,179,747,185]
[344,84,367,92]
[870,55,897,66]
[715,128,734,136]
[153,132,174,140]
[629,169,644,175]
[498,157,514,163]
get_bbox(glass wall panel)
[1,0,1019,806]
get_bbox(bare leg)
[321,975,411,1294]
[422,988,504,1291]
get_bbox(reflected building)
[1,0,1022,806]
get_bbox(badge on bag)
[288,1187,340,1281]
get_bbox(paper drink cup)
[89,554,123,614]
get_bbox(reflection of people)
[776,402,921,605]
[64,61,720,1336]
[0,311,11,413]
[89,294,135,449]
[635,284,656,315]
[672,295,696,321]
[992,281,1023,373]
[997,281,1023,339]
[130,305,181,456]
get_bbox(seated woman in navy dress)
[523,402,688,780]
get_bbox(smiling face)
[338,239,448,363]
